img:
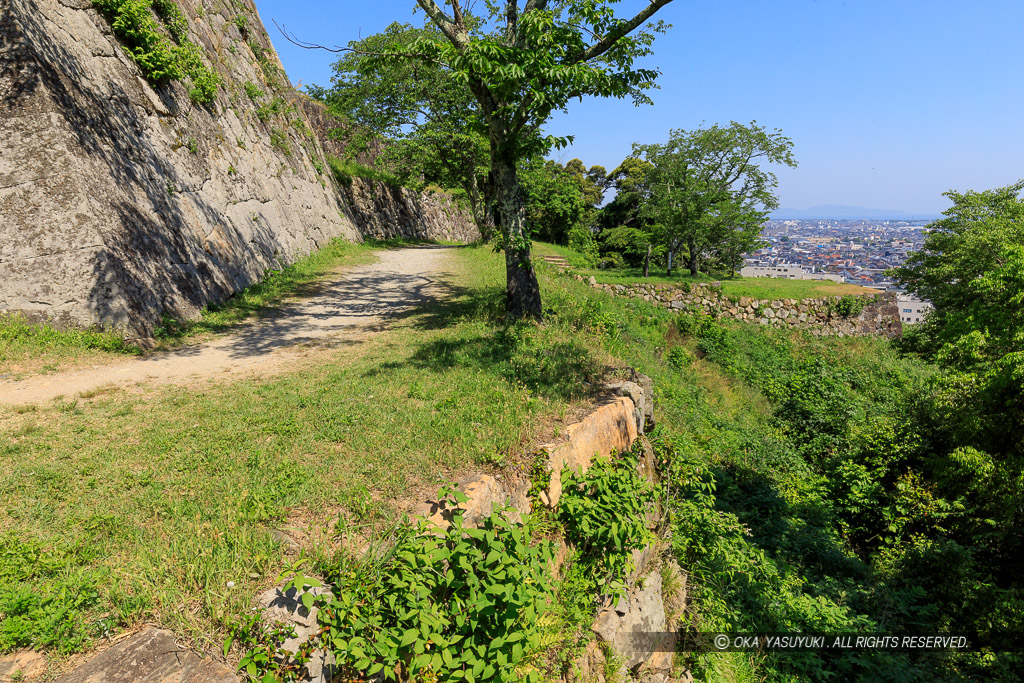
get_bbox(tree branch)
[417,0,470,48]
[274,20,445,66]
[569,0,674,64]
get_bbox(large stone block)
[54,628,237,682]
[543,396,638,506]
[592,570,668,670]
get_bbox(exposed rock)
[53,628,237,682]
[258,585,336,683]
[420,473,507,529]
[604,380,645,434]
[542,396,638,506]
[0,0,477,336]
[337,177,479,244]
[592,570,669,671]
[580,279,902,338]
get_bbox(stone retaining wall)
[572,274,903,338]
[0,0,478,337]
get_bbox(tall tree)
[377,0,673,318]
[308,23,493,231]
[635,121,796,276]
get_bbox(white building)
[740,264,844,282]
[896,294,932,324]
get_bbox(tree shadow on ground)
[367,272,606,403]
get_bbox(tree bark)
[687,237,700,276]
[494,157,542,319]
[643,243,651,278]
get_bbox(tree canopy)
[634,121,796,276]
[893,180,1024,456]
[308,23,493,230]
[372,0,673,317]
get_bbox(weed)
[243,80,264,102]
[92,0,220,105]
[269,129,290,154]
[558,442,656,596]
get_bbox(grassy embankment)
[533,241,878,299]
[0,243,605,671]
[2,242,1000,681]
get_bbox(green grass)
[1,243,956,679]
[326,155,404,188]
[0,314,141,376]
[532,241,878,300]
[0,245,602,667]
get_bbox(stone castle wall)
[0,0,477,336]
[573,275,903,337]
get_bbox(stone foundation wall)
[339,178,480,244]
[573,274,903,338]
[0,0,478,337]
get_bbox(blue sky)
[255,0,1024,216]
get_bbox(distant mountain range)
[772,205,941,220]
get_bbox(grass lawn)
[1,239,917,680]
[0,244,607,671]
[532,241,878,300]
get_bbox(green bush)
[92,0,220,105]
[831,294,867,317]
[281,490,555,682]
[558,444,656,595]
[666,345,693,369]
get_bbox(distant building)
[897,294,932,324]
[740,263,844,282]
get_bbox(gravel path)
[0,246,456,405]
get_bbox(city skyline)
[256,0,1024,215]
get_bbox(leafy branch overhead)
[376,0,673,318]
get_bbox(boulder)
[258,585,336,683]
[543,397,638,506]
[592,570,669,671]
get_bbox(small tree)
[892,181,1024,456]
[309,23,493,231]
[635,121,796,276]
[381,0,674,318]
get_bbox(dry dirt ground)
[0,246,456,405]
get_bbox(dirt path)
[0,246,457,405]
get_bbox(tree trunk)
[643,244,651,278]
[687,238,700,276]
[466,173,495,241]
[494,157,542,319]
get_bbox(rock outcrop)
[1,0,358,335]
[340,178,480,244]
[0,0,479,336]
